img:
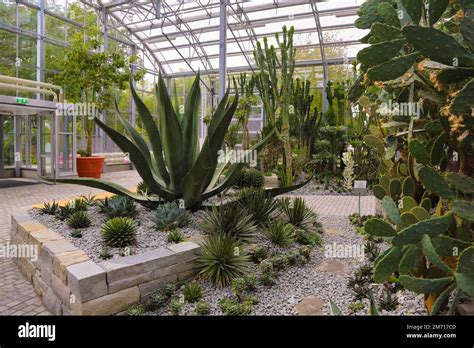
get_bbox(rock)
[294,295,324,315]
[52,250,90,284]
[457,301,474,316]
[43,288,62,315]
[316,260,348,275]
[66,260,107,302]
[81,286,140,315]
[326,228,344,236]
[186,233,206,246]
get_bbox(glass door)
[38,113,54,178]
[0,115,15,178]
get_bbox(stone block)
[28,229,64,248]
[43,288,62,315]
[66,260,107,302]
[32,272,48,298]
[167,241,200,262]
[52,250,90,284]
[51,273,72,306]
[99,248,178,283]
[81,286,140,315]
[11,212,35,234]
[153,260,196,279]
[41,267,52,287]
[178,269,197,282]
[108,271,154,294]
[17,221,46,241]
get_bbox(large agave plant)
[50,74,308,210]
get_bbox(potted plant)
[55,26,143,178]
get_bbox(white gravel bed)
[29,205,203,263]
[147,214,427,316]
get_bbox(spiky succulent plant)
[48,74,310,210]
[262,221,295,247]
[237,188,278,225]
[57,202,75,221]
[167,229,185,244]
[98,195,137,218]
[278,197,319,232]
[199,204,256,243]
[67,211,91,229]
[196,235,251,287]
[101,217,137,247]
[40,201,59,215]
[183,283,202,303]
[153,202,190,231]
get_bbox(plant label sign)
[353,180,367,195]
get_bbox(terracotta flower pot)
[77,156,105,178]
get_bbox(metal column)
[99,10,109,153]
[218,0,227,100]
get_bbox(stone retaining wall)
[10,211,201,315]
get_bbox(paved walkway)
[0,171,376,315]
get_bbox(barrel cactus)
[101,217,137,247]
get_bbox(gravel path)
[149,214,427,316]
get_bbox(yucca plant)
[197,235,251,287]
[167,229,185,244]
[68,211,91,229]
[98,195,137,218]
[48,74,309,210]
[278,197,319,232]
[183,282,202,303]
[262,220,295,247]
[237,188,278,225]
[40,201,59,215]
[199,204,256,243]
[71,198,88,212]
[101,217,137,247]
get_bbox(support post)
[218,0,227,100]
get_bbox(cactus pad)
[445,172,474,194]
[389,178,402,199]
[382,196,402,225]
[373,184,387,200]
[408,139,429,165]
[402,26,474,68]
[401,0,423,24]
[380,175,390,193]
[367,52,419,81]
[420,197,432,212]
[401,196,418,212]
[402,176,416,197]
[461,17,474,52]
[399,245,421,274]
[454,247,474,296]
[370,22,402,42]
[399,275,453,294]
[401,211,418,227]
[373,246,402,282]
[363,134,385,154]
[449,78,474,115]
[436,68,474,85]
[421,234,452,274]
[428,0,449,26]
[392,212,454,246]
[411,206,430,221]
[377,2,401,28]
[355,13,382,29]
[364,218,397,237]
[357,39,405,67]
[452,200,474,221]
[419,166,454,199]
[430,133,447,166]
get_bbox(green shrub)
[278,197,319,232]
[259,272,277,286]
[40,201,59,215]
[99,247,113,260]
[101,217,137,247]
[199,204,256,243]
[162,282,177,297]
[236,168,264,188]
[298,245,313,259]
[194,300,211,315]
[183,283,202,303]
[57,202,75,221]
[169,298,183,315]
[218,297,252,316]
[167,229,185,244]
[70,230,83,238]
[153,202,190,231]
[145,291,167,311]
[295,229,323,246]
[270,254,289,271]
[251,245,270,263]
[243,273,257,291]
[67,211,91,229]
[71,198,88,211]
[231,277,246,299]
[127,304,145,316]
[259,259,274,274]
[262,221,295,247]
[287,249,300,265]
[98,195,137,218]
[348,302,365,314]
[237,188,277,225]
[196,235,251,287]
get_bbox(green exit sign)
[16,97,28,104]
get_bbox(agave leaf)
[182,95,239,209]
[264,176,313,198]
[181,74,201,173]
[94,117,177,200]
[45,177,163,203]
[114,99,158,176]
[329,299,343,315]
[130,80,170,186]
[156,74,184,192]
